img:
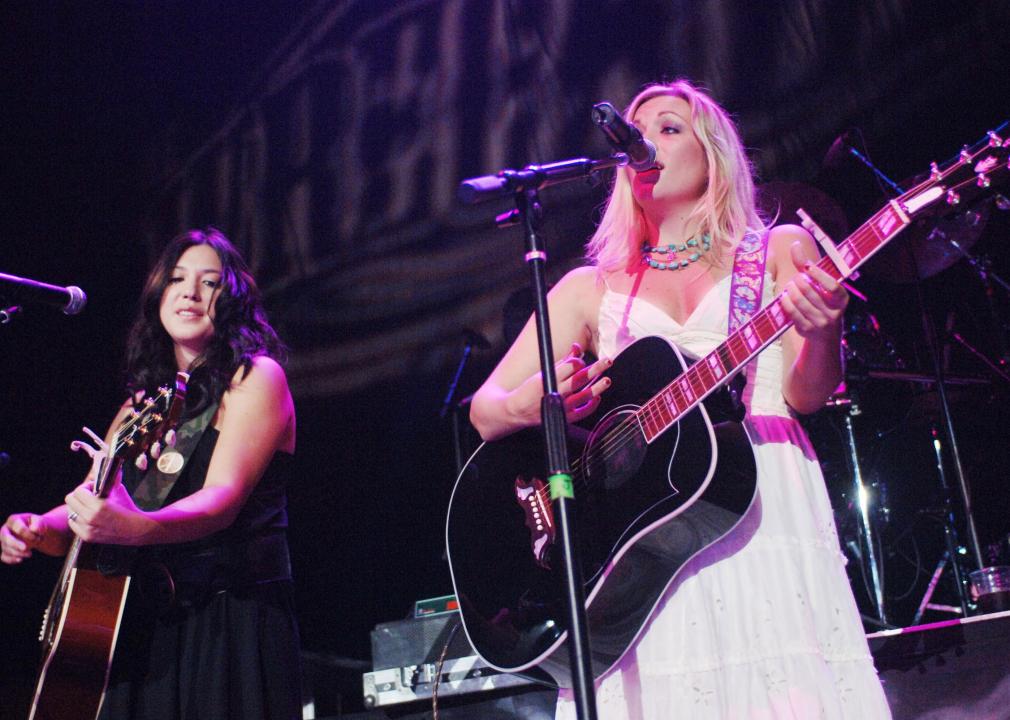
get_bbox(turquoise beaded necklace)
[641,233,712,270]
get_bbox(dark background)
[2,2,1010,716]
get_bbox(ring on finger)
[68,511,78,523]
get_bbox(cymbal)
[861,174,991,283]
[756,181,848,242]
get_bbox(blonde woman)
[470,81,890,718]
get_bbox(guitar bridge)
[514,476,555,569]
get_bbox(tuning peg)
[150,442,162,459]
[988,131,1003,148]
[165,429,177,447]
[135,453,148,471]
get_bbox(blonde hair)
[585,79,766,271]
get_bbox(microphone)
[822,130,858,169]
[591,102,657,171]
[0,272,87,315]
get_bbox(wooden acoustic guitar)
[29,372,187,720]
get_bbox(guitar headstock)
[112,371,189,463]
[900,123,1009,219]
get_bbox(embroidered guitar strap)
[131,401,219,511]
[728,231,769,333]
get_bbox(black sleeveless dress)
[98,428,302,720]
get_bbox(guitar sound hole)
[583,409,647,490]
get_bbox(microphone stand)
[441,330,489,477]
[459,152,626,720]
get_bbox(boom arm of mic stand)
[458,154,627,205]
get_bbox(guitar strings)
[92,389,172,494]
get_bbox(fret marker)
[707,355,724,379]
[770,303,785,326]
[743,325,759,350]
[875,209,899,236]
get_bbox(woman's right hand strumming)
[471,342,612,442]
[469,268,610,442]
[1,509,71,564]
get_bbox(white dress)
[556,273,892,720]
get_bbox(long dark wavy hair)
[123,228,287,416]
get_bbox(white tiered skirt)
[555,415,892,720]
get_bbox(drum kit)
[758,173,1010,630]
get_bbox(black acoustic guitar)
[445,127,1008,688]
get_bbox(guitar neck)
[635,135,1001,443]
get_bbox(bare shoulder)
[767,223,815,255]
[767,224,816,279]
[220,356,295,450]
[552,265,605,304]
[228,356,291,401]
[551,265,606,328]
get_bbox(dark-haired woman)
[1,228,301,719]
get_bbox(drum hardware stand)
[909,423,973,622]
[842,400,888,627]
[916,288,985,608]
[802,208,894,627]
[841,146,986,613]
[913,550,966,624]
[825,394,890,628]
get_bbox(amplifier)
[365,611,537,708]
[362,654,535,708]
[370,610,474,670]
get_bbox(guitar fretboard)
[635,198,916,443]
